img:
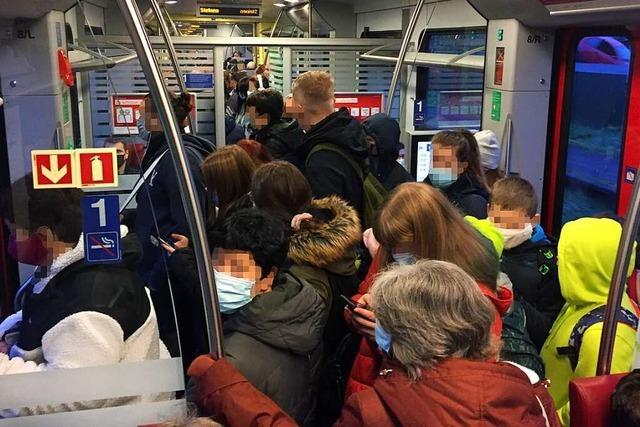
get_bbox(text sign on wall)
[184,73,214,89]
[197,5,261,18]
[111,94,145,135]
[334,92,384,122]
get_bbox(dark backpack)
[306,143,387,229]
[500,299,545,378]
[557,305,638,370]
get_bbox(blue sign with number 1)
[82,195,121,264]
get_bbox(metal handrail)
[115,0,224,359]
[385,0,425,115]
[597,163,640,375]
[149,0,192,132]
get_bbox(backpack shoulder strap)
[306,143,363,181]
[557,305,639,370]
[120,149,169,213]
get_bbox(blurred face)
[291,91,311,130]
[488,205,535,230]
[248,106,269,130]
[431,143,467,174]
[211,248,274,296]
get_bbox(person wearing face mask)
[489,177,563,351]
[0,174,169,416]
[187,260,560,427]
[344,183,511,398]
[197,208,328,426]
[426,129,491,218]
[104,139,140,175]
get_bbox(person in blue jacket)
[135,92,215,356]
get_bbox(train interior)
[2,0,640,425]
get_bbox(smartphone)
[340,294,357,312]
[150,234,175,248]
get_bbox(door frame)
[543,27,637,235]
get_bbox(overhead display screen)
[197,5,261,18]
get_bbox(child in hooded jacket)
[541,217,639,426]
[488,177,564,350]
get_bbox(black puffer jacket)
[427,170,490,218]
[300,108,369,216]
[253,119,305,168]
[362,114,413,191]
[223,270,328,426]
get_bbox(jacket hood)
[288,196,361,270]
[302,108,369,163]
[558,217,635,306]
[374,359,549,426]
[143,133,215,170]
[465,216,504,256]
[362,113,403,160]
[223,272,326,354]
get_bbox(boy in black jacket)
[488,177,564,350]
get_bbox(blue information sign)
[82,195,121,264]
[414,99,426,127]
[184,73,214,89]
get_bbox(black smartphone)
[340,294,357,312]
[150,234,175,248]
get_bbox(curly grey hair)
[370,259,497,380]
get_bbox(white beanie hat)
[475,130,501,170]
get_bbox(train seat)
[569,373,625,427]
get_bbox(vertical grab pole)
[149,0,192,132]
[214,46,227,148]
[308,0,313,38]
[116,0,224,359]
[385,0,425,116]
[597,162,640,375]
[270,8,284,38]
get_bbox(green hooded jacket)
[540,218,637,426]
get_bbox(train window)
[560,35,632,224]
[413,28,486,131]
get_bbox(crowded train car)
[2,0,640,425]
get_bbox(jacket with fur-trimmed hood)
[287,195,361,303]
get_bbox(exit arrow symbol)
[41,156,68,184]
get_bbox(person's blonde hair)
[202,145,256,223]
[292,71,334,113]
[374,182,499,287]
[370,259,498,380]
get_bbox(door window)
[560,35,632,224]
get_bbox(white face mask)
[214,269,255,313]
[498,224,534,250]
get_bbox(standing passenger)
[135,92,214,356]
[427,129,490,218]
[292,71,370,217]
[247,89,305,167]
[362,113,413,191]
[541,217,639,426]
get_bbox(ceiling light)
[284,0,300,3]
[165,0,178,4]
[274,3,287,7]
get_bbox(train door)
[545,28,640,233]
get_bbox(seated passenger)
[611,369,640,427]
[362,113,413,191]
[104,138,140,175]
[426,129,491,218]
[188,260,559,427]
[541,217,639,426]
[0,175,167,416]
[475,129,504,189]
[489,176,564,350]
[247,89,305,168]
[346,182,511,397]
[207,208,328,425]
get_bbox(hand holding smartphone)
[340,294,357,312]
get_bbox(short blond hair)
[292,71,334,111]
[491,176,538,217]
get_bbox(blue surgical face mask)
[429,167,458,188]
[392,252,416,266]
[214,269,255,313]
[375,321,392,355]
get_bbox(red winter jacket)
[189,356,559,427]
[344,253,513,397]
